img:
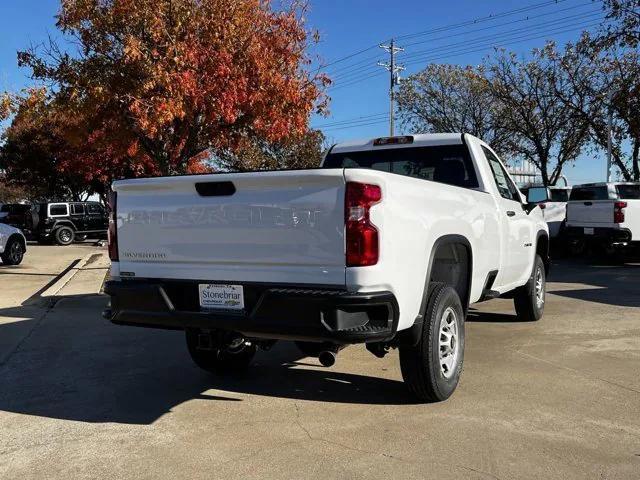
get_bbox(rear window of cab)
[569,186,609,201]
[323,144,479,189]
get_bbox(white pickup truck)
[525,185,572,238]
[104,133,549,402]
[566,182,640,256]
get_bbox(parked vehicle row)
[0,201,108,246]
[565,183,640,256]
[524,182,640,260]
[104,133,550,403]
[524,185,571,239]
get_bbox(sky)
[0,0,614,185]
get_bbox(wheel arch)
[52,220,77,231]
[536,230,550,274]
[7,233,27,252]
[393,234,472,348]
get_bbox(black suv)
[0,202,108,245]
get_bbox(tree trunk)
[633,139,640,181]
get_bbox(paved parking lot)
[0,246,639,479]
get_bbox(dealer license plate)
[584,227,594,235]
[199,284,244,311]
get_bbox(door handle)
[583,201,592,206]
[506,210,516,217]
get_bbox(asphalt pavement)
[0,247,638,479]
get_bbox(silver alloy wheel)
[9,242,23,263]
[438,306,460,379]
[60,229,72,243]
[535,266,545,309]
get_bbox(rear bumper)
[103,280,399,344]
[565,226,633,244]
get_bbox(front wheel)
[399,284,465,403]
[513,254,546,322]
[185,329,256,374]
[1,238,25,265]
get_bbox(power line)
[311,112,389,129]
[321,0,588,76]
[402,17,605,67]
[329,8,602,86]
[329,16,606,91]
[396,0,577,41]
[327,1,593,77]
[321,119,391,131]
[400,10,603,63]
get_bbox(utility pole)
[378,39,404,136]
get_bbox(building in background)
[508,159,542,187]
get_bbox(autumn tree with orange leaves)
[14,0,328,184]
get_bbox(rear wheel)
[185,328,256,374]
[399,284,465,403]
[55,226,75,246]
[513,254,546,322]
[1,237,24,265]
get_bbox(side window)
[71,203,85,215]
[483,147,520,202]
[87,203,104,215]
[49,204,69,216]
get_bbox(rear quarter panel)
[343,169,500,332]
[622,199,640,239]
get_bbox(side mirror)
[526,187,550,204]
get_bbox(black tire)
[294,341,333,358]
[513,254,546,322]
[54,226,75,246]
[399,283,465,403]
[185,329,256,374]
[568,238,586,257]
[1,237,25,265]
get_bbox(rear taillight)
[345,182,381,267]
[614,201,627,224]
[107,190,118,261]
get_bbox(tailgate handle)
[583,201,592,206]
[195,181,236,197]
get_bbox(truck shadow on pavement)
[0,295,417,426]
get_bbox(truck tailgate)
[567,200,613,225]
[113,170,346,285]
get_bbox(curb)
[39,252,109,299]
